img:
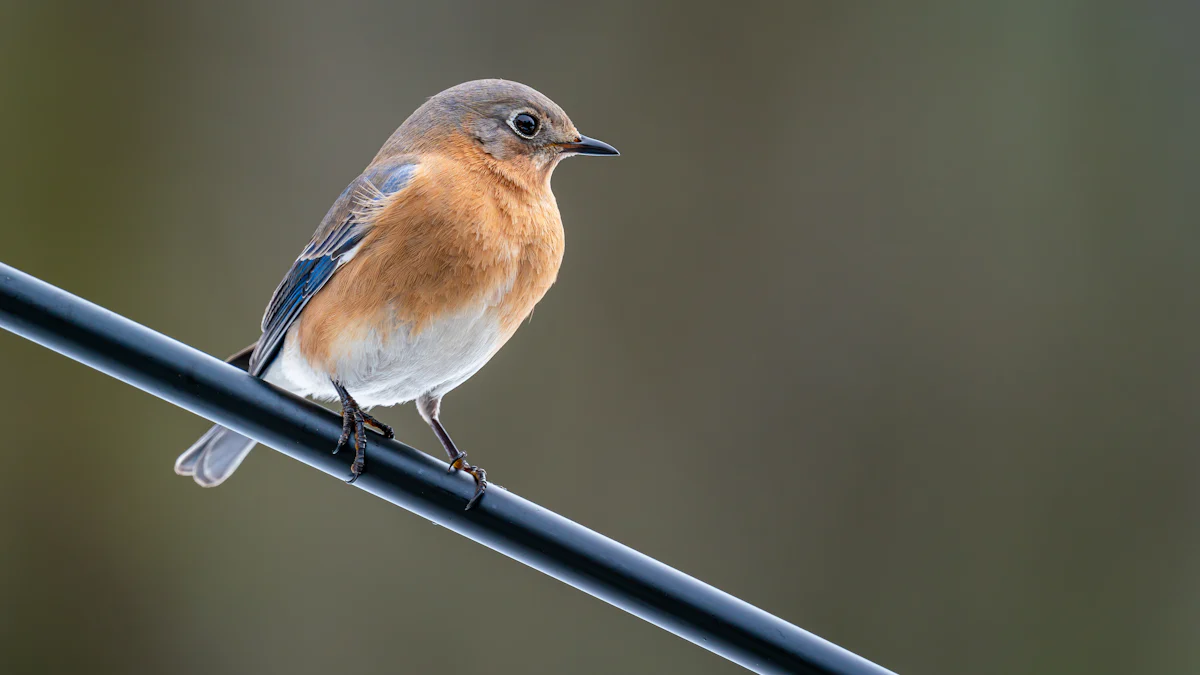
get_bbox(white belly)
[262,303,502,408]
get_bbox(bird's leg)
[331,380,393,484]
[435,416,488,510]
[417,394,487,509]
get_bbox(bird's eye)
[510,113,540,139]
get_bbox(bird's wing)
[248,161,417,376]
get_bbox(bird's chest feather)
[280,178,564,405]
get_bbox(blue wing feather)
[248,161,416,376]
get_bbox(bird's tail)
[174,342,259,487]
[174,425,257,487]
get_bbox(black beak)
[559,135,620,156]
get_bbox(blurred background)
[1,2,1198,673]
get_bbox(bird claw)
[334,410,353,455]
[346,458,365,484]
[448,455,487,510]
[465,473,487,510]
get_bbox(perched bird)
[174,79,618,508]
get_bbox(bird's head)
[380,79,618,188]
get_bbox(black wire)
[0,262,895,675]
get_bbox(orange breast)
[296,157,565,373]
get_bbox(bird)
[174,79,618,508]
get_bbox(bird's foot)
[337,410,393,453]
[332,384,392,484]
[337,404,368,484]
[448,453,488,510]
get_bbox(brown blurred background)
[2,2,1199,674]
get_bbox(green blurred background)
[2,2,1198,673]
